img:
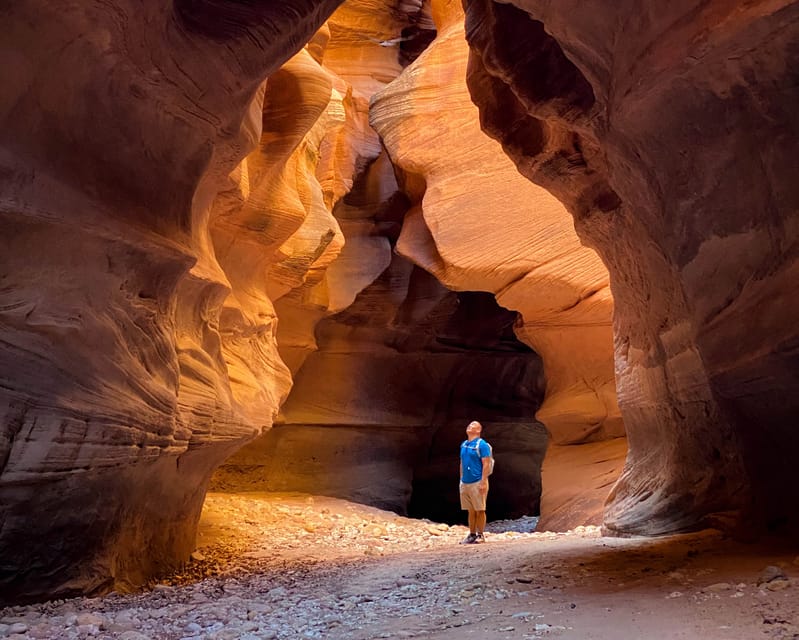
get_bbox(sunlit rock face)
[220,0,620,528]
[0,0,345,602]
[215,4,550,517]
[369,1,619,446]
[463,0,799,535]
[537,440,626,532]
[220,256,548,522]
[219,0,621,524]
[267,0,429,379]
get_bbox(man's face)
[466,422,481,439]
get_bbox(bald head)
[466,420,482,440]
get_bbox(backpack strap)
[462,439,482,454]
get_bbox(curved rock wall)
[0,0,345,603]
[220,255,549,521]
[7,0,754,603]
[214,11,551,517]
[463,0,799,535]
[267,0,417,378]
[369,1,620,445]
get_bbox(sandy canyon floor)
[1,492,798,639]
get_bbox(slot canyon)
[1,0,798,637]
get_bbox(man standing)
[459,420,492,544]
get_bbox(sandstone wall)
[220,257,549,522]
[214,5,550,518]
[369,1,620,446]
[219,0,613,525]
[4,0,755,604]
[463,0,799,535]
[0,0,345,603]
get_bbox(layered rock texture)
[216,1,550,523]
[2,0,557,603]
[9,0,792,607]
[221,264,549,524]
[0,0,346,603]
[537,440,627,532]
[463,0,799,535]
[369,2,619,446]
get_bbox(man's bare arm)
[479,457,489,493]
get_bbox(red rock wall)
[13,0,783,603]
[0,0,344,603]
[220,258,549,522]
[370,1,620,445]
[463,0,799,535]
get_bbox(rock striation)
[11,0,794,604]
[463,0,799,535]
[369,1,620,446]
[0,0,346,603]
[216,1,556,524]
[220,264,549,523]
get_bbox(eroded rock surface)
[218,260,549,522]
[463,0,799,535]
[214,0,549,523]
[13,0,790,606]
[370,1,619,445]
[537,439,627,533]
[0,0,346,602]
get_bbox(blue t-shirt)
[460,437,490,484]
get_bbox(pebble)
[703,582,732,592]
[758,565,787,585]
[0,493,537,640]
[766,579,791,592]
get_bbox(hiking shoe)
[475,532,486,543]
[460,533,477,545]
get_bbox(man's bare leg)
[468,509,477,533]
[476,510,486,534]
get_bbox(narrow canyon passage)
[214,267,550,525]
[0,0,619,603]
[2,0,798,619]
[209,0,612,531]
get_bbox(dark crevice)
[465,0,595,118]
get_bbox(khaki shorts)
[460,480,487,511]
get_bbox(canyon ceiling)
[1,0,797,604]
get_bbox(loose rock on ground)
[2,492,797,639]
